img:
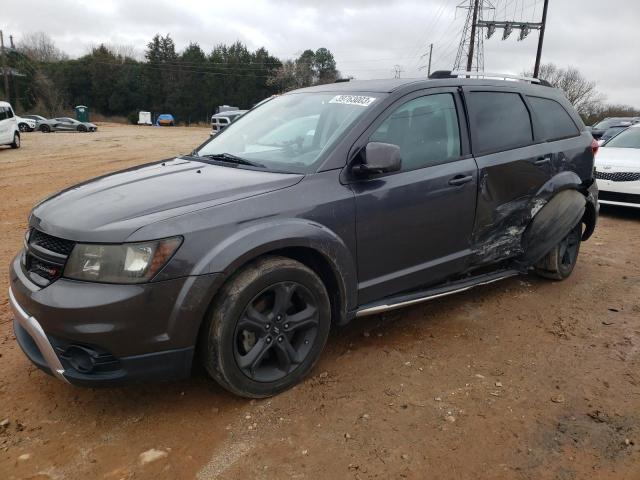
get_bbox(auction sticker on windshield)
[329,95,377,107]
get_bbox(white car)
[16,115,37,132]
[0,101,20,149]
[595,123,640,209]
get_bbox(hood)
[31,157,303,242]
[595,147,640,170]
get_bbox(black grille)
[30,229,75,255]
[27,256,64,281]
[25,229,75,286]
[599,191,640,204]
[595,171,640,182]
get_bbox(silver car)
[39,117,97,133]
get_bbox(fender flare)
[192,219,357,323]
[520,176,587,265]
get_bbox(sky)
[2,0,639,106]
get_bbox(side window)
[527,96,580,141]
[5,107,14,119]
[370,93,461,171]
[467,91,533,154]
[0,107,6,121]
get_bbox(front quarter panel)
[131,170,358,313]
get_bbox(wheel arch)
[193,219,357,328]
[520,175,588,265]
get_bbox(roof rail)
[430,70,551,86]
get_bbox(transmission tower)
[453,0,494,72]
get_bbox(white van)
[0,101,20,149]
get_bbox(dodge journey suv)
[9,72,598,398]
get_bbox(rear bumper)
[9,253,222,386]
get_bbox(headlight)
[64,237,182,284]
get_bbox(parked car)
[16,116,37,132]
[210,110,246,136]
[0,101,20,149]
[597,122,632,145]
[156,114,175,126]
[590,117,638,139]
[22,114,47,129]
[38,117,97,133]
[9,73,598,397]
[595,123,640,208]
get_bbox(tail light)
[591,138,599,156]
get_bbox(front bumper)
[9,253,221,386]
[596,178,640,209]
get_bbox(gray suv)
[9,72,598,397]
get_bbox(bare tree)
[530,63,604,116]
[267,60,299,93]
[17,32,67,62]
[85,43,140,61]
[32,71,64,116]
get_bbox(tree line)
[3,32,638,126]
[2,32,340,123]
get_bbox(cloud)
[2,0,638,105]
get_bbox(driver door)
[350,89,478,304]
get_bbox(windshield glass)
[196,92,382,173]
[604,127,640,148]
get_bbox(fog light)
[64,346,96,373]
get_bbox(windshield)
[604,127,640,148]
[196,92,382,173]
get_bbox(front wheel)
[534,223,582,280]
[40,125,51,133]
[18,123,30,132]
[200,256,331,398]
[10,133,20,149]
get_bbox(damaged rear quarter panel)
[469,133,594,268]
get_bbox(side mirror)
[353,142,401,176]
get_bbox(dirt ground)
[1,124,639,480]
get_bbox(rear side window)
[6,107,13,118]
[527,96,579,141]
[467,91,533,154]
[0,107,6,120]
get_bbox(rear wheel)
[10,133,20,149]
[200,256,331,398]
[534,223,582,280]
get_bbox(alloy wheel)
[233,281,319,382]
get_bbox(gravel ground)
[1,124,639,479]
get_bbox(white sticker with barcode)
[329,95,377,107]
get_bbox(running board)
[355,269,520,318]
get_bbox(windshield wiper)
[198,153,265,168]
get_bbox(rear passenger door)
[350,88,478,304]
[463,88,551,266]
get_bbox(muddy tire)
[200,256,331,398]
[534,223,582,280]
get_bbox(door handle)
[534,156,551,166]
[448,175,473,186]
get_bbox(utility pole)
[466,0,480,71]
[0,31,9,99]
[534,0,550,77]
[427,43,433,76]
